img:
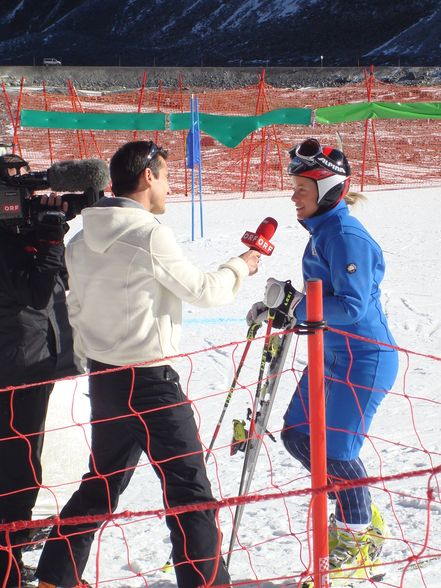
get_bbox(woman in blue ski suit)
[248,138,398,540]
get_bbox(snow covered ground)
[28,187,441,587]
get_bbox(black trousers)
[36,363,230,588]
[0,383,52,587]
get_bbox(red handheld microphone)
[241,217,278,256]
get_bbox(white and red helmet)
[288,138,351,212]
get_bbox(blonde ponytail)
[344,191,366,207]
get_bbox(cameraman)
[0,154,79,587]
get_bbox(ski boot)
[329,503,387,558]
[367,502,388,561]
[328,503,387,582]
[301,507,387,586]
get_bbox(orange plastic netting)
[1,74,441,199]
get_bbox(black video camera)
[0,178,99,224]
[0,156,110,225]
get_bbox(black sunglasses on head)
[135,143,168,177]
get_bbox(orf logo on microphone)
[241,231,275,255]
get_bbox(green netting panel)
[170,108,312,147]
[316,102,441,124]
[21,103,441,144]
[21,108,311,148]
[20,110,166,131]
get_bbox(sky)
[24,187,441,587]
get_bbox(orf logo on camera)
[0,189,23,220]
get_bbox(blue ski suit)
[282,200,398,525]
[284,199,398,459]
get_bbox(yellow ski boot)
[328,503,387,583]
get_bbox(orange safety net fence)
[0,328,440,587]
[1,71,441,200]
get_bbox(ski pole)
[227,319,295,569]
[226,311,275,569]
[247,311,275,442]
[205,321,261,462]
[161,321,261,574]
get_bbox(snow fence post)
[307,278,330,588]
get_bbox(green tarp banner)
[169,108,312,147]
[316,101,441,124]
[20,110,166,131]
[20,102,441,146]
[20,108,311,147]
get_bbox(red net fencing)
[1,323,440,587]
[1,70,441,199]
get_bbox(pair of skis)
[226,314,296,568]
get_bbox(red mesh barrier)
[1,71,441,200]
[1,328,440,587]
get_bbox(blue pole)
[196,97,204,238]
[190,95,195,241]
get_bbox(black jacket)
[0,224,80,388]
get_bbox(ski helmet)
[288,138,351,212]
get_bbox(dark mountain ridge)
[0,0,439,67]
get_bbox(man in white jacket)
[36,140,260,588]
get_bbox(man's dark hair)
[110,140,168,197]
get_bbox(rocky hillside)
[1,65,441,92]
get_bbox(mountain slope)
[367,4,441,59]
[0,0,439,66]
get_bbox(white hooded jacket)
[66,198,249,368]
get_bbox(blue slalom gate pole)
[190,95,196,241]
[196,96,204,238]
[186,94,203,241]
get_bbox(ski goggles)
[288,138,347,176]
